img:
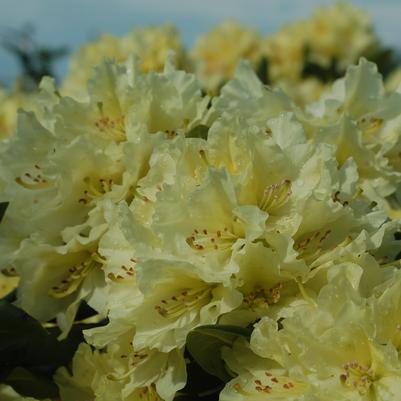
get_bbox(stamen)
[107,351,149,381]
[107,262,136,282]
[294,230,331,263]
[15,172,52,190]
[1,267,18,277]
[243,283,283,309]
[186,226,237,252]
[340,361,375,395]
[199,149,208,165]
[137,384,161,401]
[79,177,114,204]
[94,104,126,142]
[164,129,177,139]
[332,191,345,205]
[233,372,305,398]
[48,252,103,298]
[154,285,214,319]
[259,180,291,214]
[357,116,383,137]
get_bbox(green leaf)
[174,395,195,401]
[0,300,104,398]
[302,58,341,83]
[186,125,209,140]
[0,300,92,381]
[0,300,47,351]
[186,325,252,382]
[256,56,270,85]
[370,48,395,78]
[4,367,59,399]
[302,44,342,82]
[176,351,224,401]
[0,202,8,224]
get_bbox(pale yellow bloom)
[305,2,378,71]
[304,58,401,215]
[259,3,380,106]
[191,21,262,93]
[221,335,313,401]
[0,56,208,337]
[1,16,401,401]
[250,265,401,401]
[275,77,327,106]
[55,337,186,401]
[385,67,401,93]
[62,24,186,99]
[261,21,307,83]
[262,3,378,84]
[0,88,36,140]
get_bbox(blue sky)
[1,0,400,85]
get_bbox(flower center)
[243,283,283,309]
[15,165,52,190]
[233,371,306,398]
[137,385,161,401]
[259,179,291,214]
[78,177,114,205]
[294,230,332,263]
[94,102,126,142]
[48,252,104,298]
[340,361,375,395]
[154,285,214,319]
[107,349,149,381]
[357,116,383,137]
[107,258,137,282]
[186,227,238,252]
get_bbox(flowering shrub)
[1,3,401,401]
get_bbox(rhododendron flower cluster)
[1,3,401,401]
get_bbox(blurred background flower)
[0,0,400,86]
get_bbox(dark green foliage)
[186,125,209,140]
[256,56,270,85]
[174,353,224,401]
[0,203,8,224]
[0,300,104,399]
[4,367,59,399]
[186,324,252,382]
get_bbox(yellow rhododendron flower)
[0,56,209,336]
[261,21,307,83]
[304,58,401,215]
[259,3,380,104]
[250,265,401,401]
[0,88,20,139]
[385,67,401,93]
[62,24,186,99]
[221,338,312,400]
[55,335,186,401]
[0,88,38,140]
[305,3,379,71]
[1,12,401,400]
[191,21,262,93]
